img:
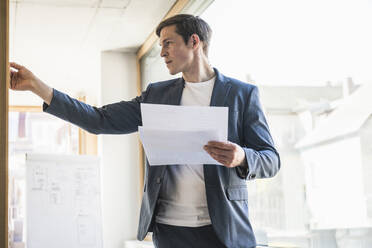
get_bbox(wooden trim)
[136,57,142,96]
[9,105,42,112]
[0,0,9,247]
[136,58,145,199]
[136,0,190,60]
[79,129,98,155]
[84,132,98,155]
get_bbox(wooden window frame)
[1,0,9,247]
[9,104,97,156]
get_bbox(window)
[201,0,372,247]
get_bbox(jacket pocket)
[226,185,248,201]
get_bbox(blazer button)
[156,177,162,184]
[249,174,256,179]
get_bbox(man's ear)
[189,34,200,48]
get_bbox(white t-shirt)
[155,76,216,227]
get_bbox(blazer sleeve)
[236,86,281,180]
[43,85,151,135]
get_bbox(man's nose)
[160,47,167,57]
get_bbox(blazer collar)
[209,68,231,107]
[168,68,231,106]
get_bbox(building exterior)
[248,80,372,247]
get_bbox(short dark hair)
[156,14,212,56]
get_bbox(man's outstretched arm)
[9,62,144,135]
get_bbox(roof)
[258,85,343,113]
[295,83,372,149]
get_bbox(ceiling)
[9,0,177,53]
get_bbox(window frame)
[0,0,9,246]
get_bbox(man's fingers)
[9,71,15,88]
[206,141,235,150]
[205,148,233,166]
[10,70,16,78]
[204,141,245,168]
[10,62,22,70]
[204,146,231,157]
[208,152,228,165]
[208,149,229,159]
[205,147,240,167]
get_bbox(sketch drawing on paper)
[26,154,103,248]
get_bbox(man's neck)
[182,58,215,83]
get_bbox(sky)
[202,0,372,86]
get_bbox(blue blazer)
[43,68,280,248]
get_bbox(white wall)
[100,51,141,248]
[10,44,101,106]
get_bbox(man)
[10,14,280,248]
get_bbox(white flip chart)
[26,153,103,248]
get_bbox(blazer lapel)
[167,77,185,106]
[209,68,232,107]
[205,68,232,187]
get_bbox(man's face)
[159,25,193,75]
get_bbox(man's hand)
[10,62,37,91]
[9,62,53,105]
[203,141,246,168]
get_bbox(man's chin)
[167,68,179,75]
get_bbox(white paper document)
[139,103,228,165]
